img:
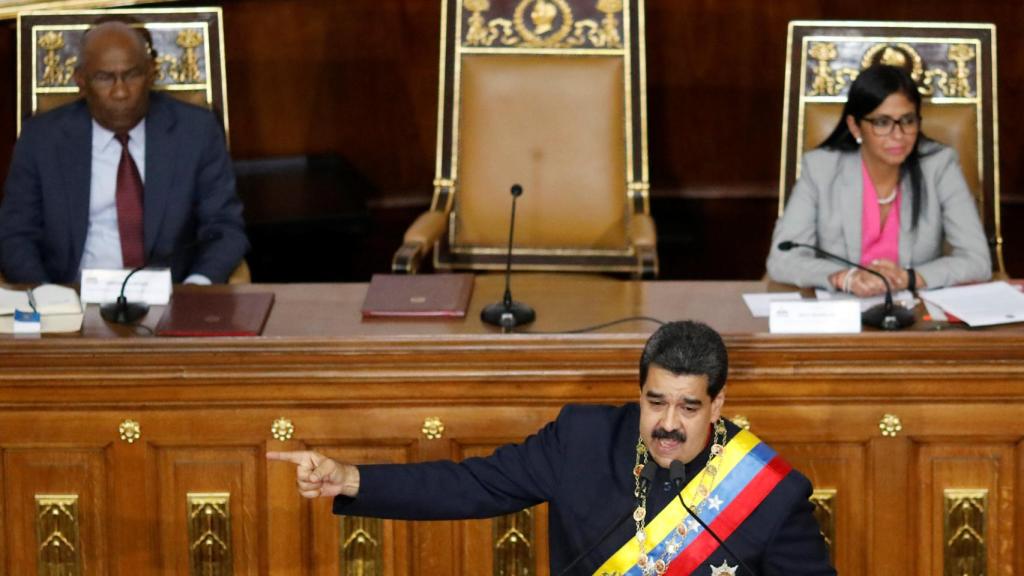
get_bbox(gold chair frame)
[392,0,657,278]
[778,20,1002,275]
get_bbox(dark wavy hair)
[819,64,933,229]
[639,321,728,398]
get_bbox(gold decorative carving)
[463,0,622,49]
[809,489,836,562]
[421,416,445,440]
[730,415,750,431]
[878,413,902,437]
[155,28,205,84]
[806,42,856,96]
[118,418,141,443]
[339,516,383,576]
[271,417,295,441]
[36,494,81,576]
[943,489,986,576]
[188,493,233,576]
[806,40,977,99]
[38,31,77,87]
[493,509,534,576]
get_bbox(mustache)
[652,428,686,442]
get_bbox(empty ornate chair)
[778,21,1003,275]
[392,0,657,278]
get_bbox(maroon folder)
[155,292,274,336]
[361,274,474,318]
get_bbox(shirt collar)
[92,118,146,152]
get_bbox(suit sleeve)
[186,115,248,283]
[333,409,568,520]
[0,128,50,283]
[915,147,992,288]
[766,153,846,288]
[760,474,836,576]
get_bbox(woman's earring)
[855,136,863,145]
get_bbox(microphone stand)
[99,265,150,324]
[481,184,535,330]
[777,240,915,330]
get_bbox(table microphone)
[669,461,757,576]
[776,240,915,330]
[555,463,657,576]
[100,230,223,324]
[481,183,535,329]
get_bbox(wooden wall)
[1,0,1022,279]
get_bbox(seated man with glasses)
[0,18,248,285]
[766,64,990,296]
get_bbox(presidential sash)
[593,429,791,576]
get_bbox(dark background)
[1,0,1021,281]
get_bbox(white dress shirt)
[79,119,210,284]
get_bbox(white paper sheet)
[920,281,1024,327]
[814,288,916,312]
[741,292,803,317]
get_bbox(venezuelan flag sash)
[592,429,791,576]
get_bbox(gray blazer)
[766,141,991,289]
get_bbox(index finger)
[267,451,310,465]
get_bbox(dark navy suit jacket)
[0,93,248,283]
[335,403,836,575]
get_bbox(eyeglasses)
[861,114,920,136]
[88,68,148,88]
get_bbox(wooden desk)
[1,275,1021,575]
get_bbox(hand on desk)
[830,258,924,298]
[267,451,360,498]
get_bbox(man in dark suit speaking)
[269,321,836,575]
[0,19,247,284]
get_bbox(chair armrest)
[228,259,251,284]
[392,210,449,274]
[629,213,658,279]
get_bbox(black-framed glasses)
[861,114,920,136]
[88,68,148,88]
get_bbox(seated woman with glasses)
[766,64,991,296]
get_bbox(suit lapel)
[838,152,863,264]
[60,102,93,271]
[143,94,177,258]
[897,170,914,267]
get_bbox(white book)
[0,284,85,334]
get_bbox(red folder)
[361,274,474,318]
[155,292,274,336]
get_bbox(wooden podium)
[1,274,1021,574]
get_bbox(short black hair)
[639,321,728,397]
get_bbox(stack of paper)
[0,285,85,333]
[920,281,1024,327]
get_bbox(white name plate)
[80,268,173,305]
[769,300,861,334]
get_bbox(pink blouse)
[860,160,901,266]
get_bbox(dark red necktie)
[115,133,145,268]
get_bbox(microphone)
[481,184,535,329]
[556,463,657,576]
[776,240,915,330]
[669,461,757,576]
[100,230,223,324]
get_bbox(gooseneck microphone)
[481,184,535,329]
[777,240,915,330]
[555,463,657,576]
[100,230,224,325]
[99,264,151,323]
[669,461,757,576]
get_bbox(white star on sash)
[709,559,738,575]
[707,495,724,511]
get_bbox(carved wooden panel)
[2,448,109,575]
[154,446,261,575]
[308,443,415,576]
[913,443,1016,576]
